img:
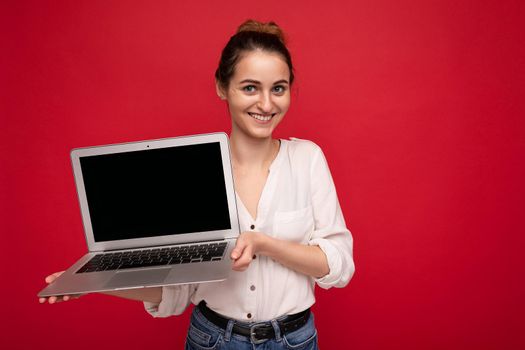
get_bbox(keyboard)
[76,242,228,273]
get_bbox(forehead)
[232,50,290,83]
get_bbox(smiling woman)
[215,21,293,141]
[40,19,355,350]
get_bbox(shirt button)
[250,285,256,291]
[250,224,255,230]
[247,313,252,319]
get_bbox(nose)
[257,91,273,113]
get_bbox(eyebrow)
[239,79,289,85]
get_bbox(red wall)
[2,1,524,349]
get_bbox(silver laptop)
[38,132,239,297]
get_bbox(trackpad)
[105,269,170,288]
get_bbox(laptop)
[38,132,240,297]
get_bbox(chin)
[249,127,276,139]
[246,133,273,140]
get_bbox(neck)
[229,129,279,171]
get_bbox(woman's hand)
[38,271,163,304]
[38,271,83,304]
[231,232,269,271]
[232,232,330,278]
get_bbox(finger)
[233,259,250,271]
[232,260,248,271]
[231,240,247,260]
[232,249,254,271]
[45,271,65,284]
[239,244,254,261]
[231,249,242,260]
[62,294,82,301]
[43,294,81,304]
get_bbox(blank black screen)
[79,142,231,242]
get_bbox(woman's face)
[218,50,291,140]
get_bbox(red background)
[2,1,524,349]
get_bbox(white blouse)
[144,138,355,322]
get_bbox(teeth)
[249,113,273,121]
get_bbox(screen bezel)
[70,132,239,252]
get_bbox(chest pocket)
[273,205,314,243]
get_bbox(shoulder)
[284,137,323,157]
[280,137,326,175]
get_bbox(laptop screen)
[79,142,231,242]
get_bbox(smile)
[248,112,276,121]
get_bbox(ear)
[215,80,227,100]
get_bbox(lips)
[248,112,276,122]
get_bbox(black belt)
[197,301,310,344]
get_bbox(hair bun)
[237,19,286,44]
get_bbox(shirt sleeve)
[143,284,197,318]
[307,145,355,289]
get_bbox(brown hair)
[215,20,294,89]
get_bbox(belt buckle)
[249,323,268,345]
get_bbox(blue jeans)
[185,306,319,350]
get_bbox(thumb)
[45,271,65,284]
[231,240,246,260]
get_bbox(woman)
[40,20,355,349]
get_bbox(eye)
[272,85,287,94]
[242,85,257,93]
